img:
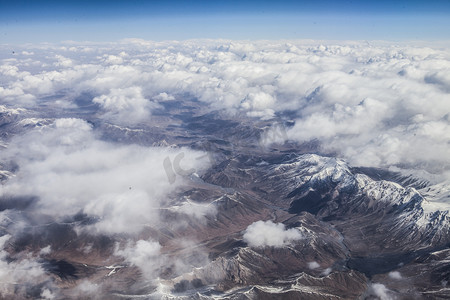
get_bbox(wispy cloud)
[0,117,209,234]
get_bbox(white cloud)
[175,200,217,220]
[243,220,303,248]
[66,280,102,299]
[259,121,289,147]
[102,54,124,65]
[0,118,209,234]
[161,239,211,278]
[307,261,320,269]
[3,40,447,176]
[368,283,394,300]
[39,245,52,256]
[153,92,175,101]
[388,271,402,280]
[241,92,276,111]
[0,41,448,240]
[54,55,73,67]
[0,235,48,298]
[40,288,55,299]
[114,239,161,279]
[93,86,158,126]
[322,267,332,276]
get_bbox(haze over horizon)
[1,0,449,43]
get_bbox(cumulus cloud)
[93,86,159,126]
[54,55,73,67]
[39,245,52,256]
[307,261,320,269]
[102,54,124,65]
[388,271,402,280]
[152,92,175,101]
[243,220,303,248]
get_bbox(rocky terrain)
[0,100,448,300]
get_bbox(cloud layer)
[0,39,448,297]
[1,40,448,175]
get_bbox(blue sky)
[1,0,449,43]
